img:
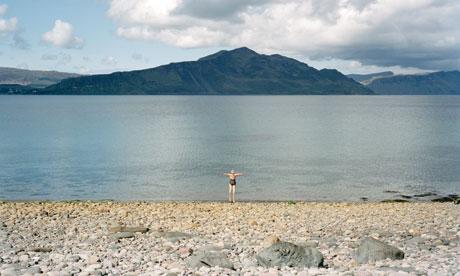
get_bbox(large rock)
[256,242,324,268]
[354,237,404,263]
[188,252,234,269]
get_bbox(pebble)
[0,201,458,276]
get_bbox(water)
[0,95,459,202]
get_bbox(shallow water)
[0,95,459,202]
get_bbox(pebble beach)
[0,201,459,276]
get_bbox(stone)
[263,235,280,247]
[405,236,426,245]
[67,255,81,262]
[354,237,404,264]
[112,232,135,239]
[188,252,234,269]
[156,231,192,239]
[86,255,100,264]
[29,247,52,253]
[256,242,324,268]
[108,226,148,234]
[177,247,193,256]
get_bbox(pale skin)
[219,170,246,203]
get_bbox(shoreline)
[1,201,459,275]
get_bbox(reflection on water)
[0,95,459,201]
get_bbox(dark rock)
[256,242,324,268]
[29,247,52,253]
[188,252,234,269]
[354,237,404,263]
[414,192,437,197]
[432,197,455,202]
[156,231,192,239]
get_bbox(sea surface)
[0,95,459,202]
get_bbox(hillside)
[0,67,80,88]
[347,71,394,83]
[40,47,373,95]
[365,71,460,95]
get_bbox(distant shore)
[1,201,458,275]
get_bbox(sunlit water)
[0,95,459,202]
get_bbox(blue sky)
[1,0,459,75]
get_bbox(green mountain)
[0,67,80,88]
[347,71,394,83]
[365,71,460,95]
[40,47,373,95]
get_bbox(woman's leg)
[229,183,232,202]
[232,185,236,203]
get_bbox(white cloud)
[0,4,17,33]
[107,0,460,70]
[101,56,117,66]
[41,19,84,49]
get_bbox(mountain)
[347,71,394,83]
[0,67,80,88]
[365,71,460,95]
[40,47,373,95]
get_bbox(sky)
[0,0,459,75]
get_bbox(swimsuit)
[230,179,236,186]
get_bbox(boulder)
[256,242,324,268]
[354,237,404,264]
[188,252,234,269]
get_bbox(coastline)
[1,201,459,275]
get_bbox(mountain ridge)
[0,67,80,88]
[39,47,374,95]
[365,71,460,95]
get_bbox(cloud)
[41,19,84,49]
[0,4,17,33]
[101,56,117,66]
[107,0,460,71]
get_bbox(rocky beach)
[0,201,459,276]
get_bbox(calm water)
[0,95,459,202]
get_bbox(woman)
[219,170,246,203]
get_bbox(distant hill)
[0,67,80,88]
[347,71,394,83]
[40,47,373,95]
[365,71,460,95]
[0,84,40,94]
